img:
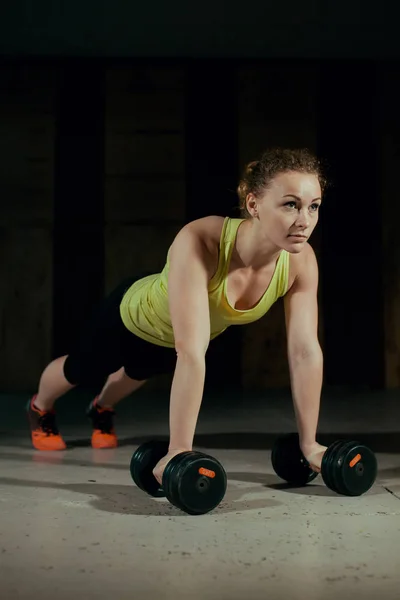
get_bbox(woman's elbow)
[174,339,209,363]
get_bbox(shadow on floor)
[0,468,387,518]
[1,430,399,453]
[0,474,286,516]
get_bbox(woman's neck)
[234,219,282,271]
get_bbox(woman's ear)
[246,193,258,218]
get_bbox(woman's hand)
[152,448,190,485]
[301,441,327,473]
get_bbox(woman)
[27,147,327,483]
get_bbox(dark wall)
[1,1,398,59]
[0,65,55,390]
[53,63,105,357]
[318,62,384,388]
[380,64,400,388]
[1,58,400,393]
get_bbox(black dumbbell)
[271,433,319,487]
[271,433,378,496]
[130,440,169,498]
[130,440,227,515]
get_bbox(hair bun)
[245,161,259,176]
[237,160,259,204]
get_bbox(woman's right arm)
[166,222,215,453]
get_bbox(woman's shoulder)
[289,242,318,267]
[182,215,227,251]
[185,215,226,235]
[167,216,228,280]
[287,243,319,288]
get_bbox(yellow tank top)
[120,217,290,348]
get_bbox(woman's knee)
[63,355,112,387]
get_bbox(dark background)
[1,1,399,395]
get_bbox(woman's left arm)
[283,245,325,463]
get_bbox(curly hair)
[237,148,327,218]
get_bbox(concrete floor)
[0,387,400,600]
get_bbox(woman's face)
[246,171,322,253]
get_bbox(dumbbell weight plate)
[162,451,192,513]
[130,440,169,497]
[329,441,361,495]
[271,433,318,486]
[163,451,227,515]
[321,439,347,493]
[322,440,377,496]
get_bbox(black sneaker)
[27,396,66,451]
[86,397,118,448]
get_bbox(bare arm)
[284,245,323,453]
[167,223,215,452]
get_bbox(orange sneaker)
[86,397,118,449]
[27,396,67,451]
